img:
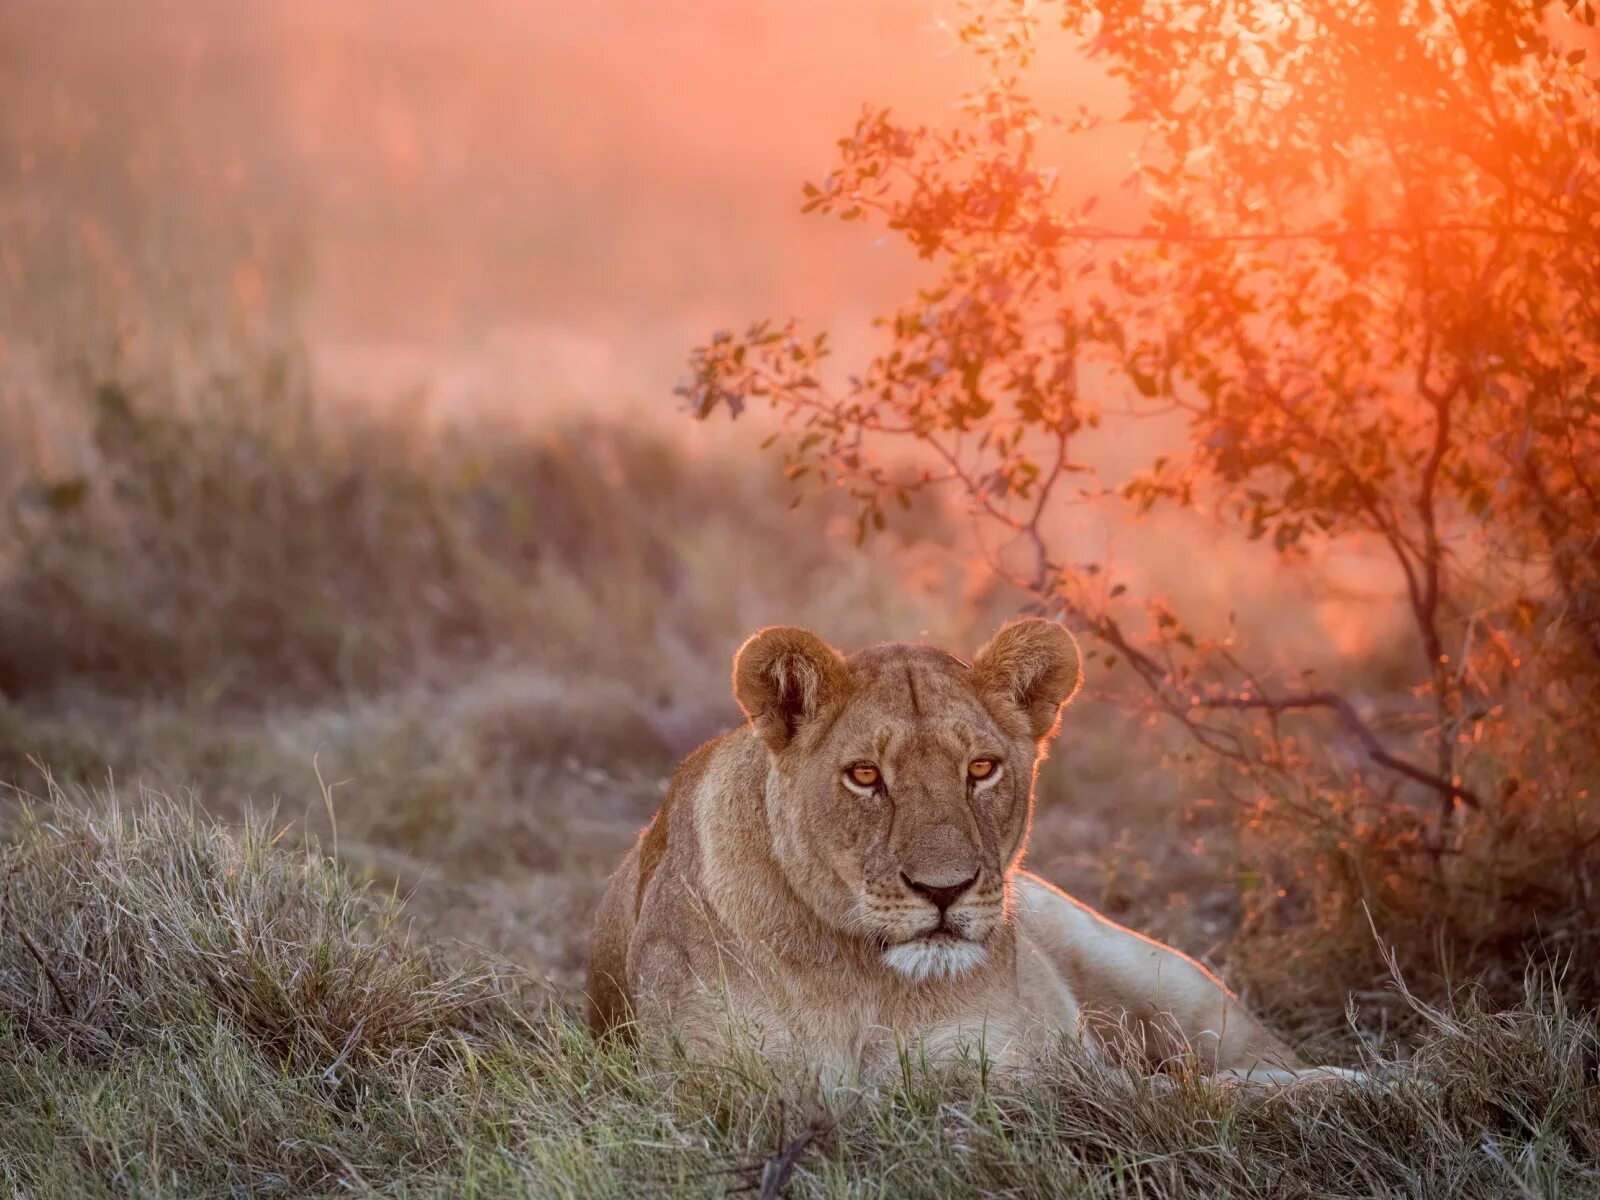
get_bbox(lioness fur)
[587,619,1342,1084]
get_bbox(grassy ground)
[2,799,1596,1199]
[1,374,1597,1196]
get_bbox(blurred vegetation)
[0,349,1009,994]
[0,355,972,709]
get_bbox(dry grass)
[2,794,1596,1199]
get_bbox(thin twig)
[758,1128,817,1200]
[1054,221,1570,244]
[11,911,73,1014]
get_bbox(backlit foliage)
[684,0,1600,1006]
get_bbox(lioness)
[588,619,1342,1084]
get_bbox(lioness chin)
[587,619,1353,1085]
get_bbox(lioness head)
[733,619,1081,983]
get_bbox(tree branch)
[1053,221,1570,244]
[1193,690,1482,809]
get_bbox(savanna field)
[3,2,1599,1197]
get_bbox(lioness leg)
[1211,1064,1367,1085]
[1013,873,1305,1076]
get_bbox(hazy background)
[1,0,1135,411]
[0,0,1381,1013]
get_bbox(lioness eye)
[968,758,998,780]
[847,763,880,788]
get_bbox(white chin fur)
[882,938,988,983]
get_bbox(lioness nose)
[901,870,978,913]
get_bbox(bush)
[0,359,981,707]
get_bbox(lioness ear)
[971,618,1082,741]
[733,626,849,752]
